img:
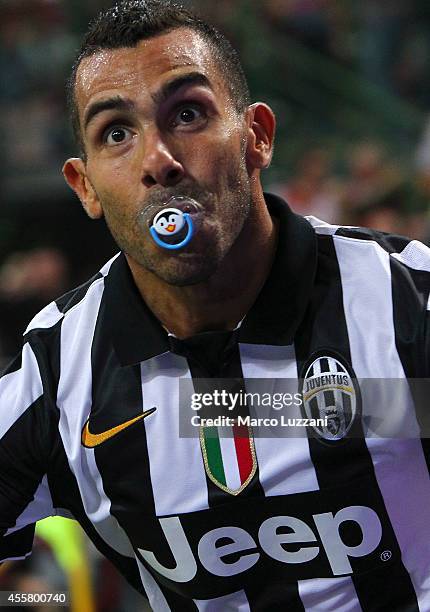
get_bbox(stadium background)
[1,0,430,610]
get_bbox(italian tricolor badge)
[200,423,257,495]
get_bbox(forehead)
[75,28,224,117]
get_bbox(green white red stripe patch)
[200,423,257,495]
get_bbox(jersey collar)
[238,193,317,346]
[105,193,317,366]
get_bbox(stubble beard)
[98,160,252,287]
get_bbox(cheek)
[88,158,141,207]
[185,133,245,186]
[181,128,246,171]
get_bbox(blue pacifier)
[149,207,194,250]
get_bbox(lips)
[160,196,201,217]
[140,196,201,225]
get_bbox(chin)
[160,266,218,287]
[153,254,220,287]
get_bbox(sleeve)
[388,237,430,443]
[0,341,55,562]
[385,236,430,377]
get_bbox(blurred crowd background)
[2,0,430,610]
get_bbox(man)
[1,1,430,610]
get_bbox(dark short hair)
[67,0,251,157]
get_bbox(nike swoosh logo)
[81,407,156,448]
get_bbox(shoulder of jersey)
[24,253,120,336]
[306,215,430,273]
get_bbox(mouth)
[154,196,202,221]
[146,196,202,224]
[137,195,210,252]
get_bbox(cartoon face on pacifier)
[152,208,185,236]
[149,206,194,251]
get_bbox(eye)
[172,105,205,128]
[104,126,133,146]
[159,219,167,227]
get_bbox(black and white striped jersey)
[1,193,430,611]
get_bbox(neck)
[126,191,278,339]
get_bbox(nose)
[141,129,184,188]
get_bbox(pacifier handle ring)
[150,213,194,250]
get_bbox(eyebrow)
[83,72,212,132]
[151,72,212,106]
[83,96,134,131]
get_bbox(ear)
[245,103,276,171]
[62,158,103,219]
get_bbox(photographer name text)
[190,415,328,428]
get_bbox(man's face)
[72,29,253,286]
